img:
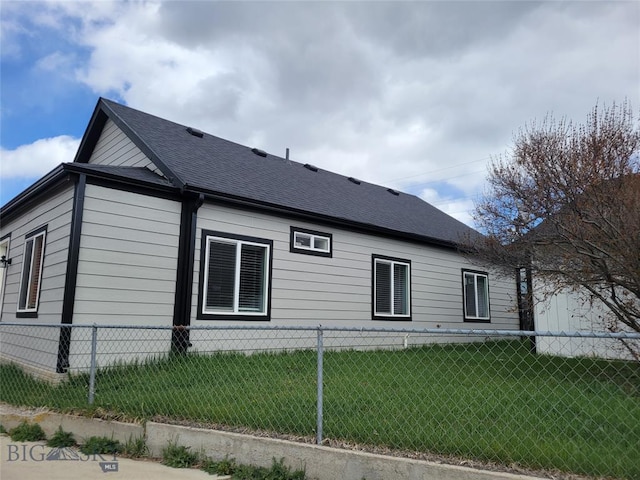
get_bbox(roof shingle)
[95,98,479,247]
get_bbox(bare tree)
[471,101,640,350]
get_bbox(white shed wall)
[534,281,638,360]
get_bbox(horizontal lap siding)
[73,185,181,327]
[0,184,75,371]
[191,204,519,331]
[89,119,162,175]
[68,185,181,369]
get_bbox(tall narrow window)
[463,270,490,321]
[199,231,272,320]
[18,228,46,314]
[373,255,411,319]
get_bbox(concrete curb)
[0,410,143,444]
[1,407,546,480]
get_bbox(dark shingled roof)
[84,98,479,247]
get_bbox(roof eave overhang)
[64,164,180,195]
[182,184,462,251]
[1,164,71,223]
[1,164,182,225]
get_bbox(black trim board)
[171,193,204,353]
[197,230,273,322]
[57,174,86,373]
[186,186,463,252]
[72,106,108,164]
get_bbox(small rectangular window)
[373,255,411,320]
[463,270,490,321]
[199,231,272,320]
[18,228,46,315]
[289,227,332,257]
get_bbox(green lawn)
[1,340,638,478]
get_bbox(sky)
[1,1,639,227]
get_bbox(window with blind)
[198,231,272,320]
[463,270,490,321]
[372,255,411,320]
[17,227,46,315]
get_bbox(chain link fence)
[1,323,639,478]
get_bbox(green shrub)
[47,426,76,447]
[264,458,306,480]
[9,422,46,442]
[80,436,123,456]
[162,441,199,468]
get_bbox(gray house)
[0,98,519,377]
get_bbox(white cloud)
[1,1,638,217]
[0,136,80,179]
[419,188,476,228]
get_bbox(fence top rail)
[1,322,639,339]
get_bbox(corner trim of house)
[56,174,86,373]
[171,193,204,353]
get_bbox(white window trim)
[202,235,270,316]
[373,257,411,318]
[0,237,10,318]
[17,230,46,314]
[293,231,331,254]
[463,271,490,321]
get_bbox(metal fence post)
[316,326,324,445]
[88,324,98,405]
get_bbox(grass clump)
[9,421,46,442]
[46,426,76,447]
[162,441,199,468]
[201,456,306,480]
[80,436,123,456]
[232,458,306,480]
[201,456,237,476]
[0,424,7,434]
[123,434,147,458]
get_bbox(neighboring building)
[0,98,519,377]
[524,175,640,361]
[533,283,639,360]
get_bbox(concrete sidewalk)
[0,436,228,480]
